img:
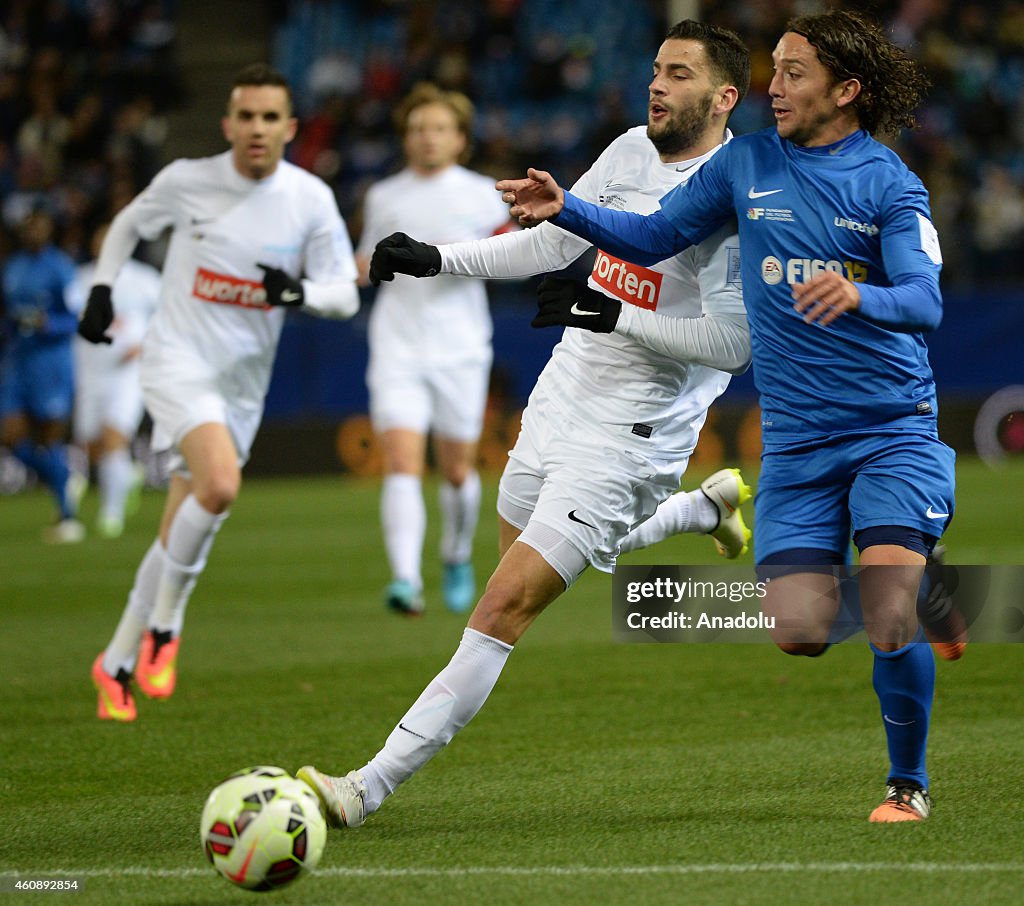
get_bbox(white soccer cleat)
[700,468,752,559]
[869,780,932,822]
[42,518,86,544]
[296,766,367,829]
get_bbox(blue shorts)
[755,432,956,563]
[0,344,74,422]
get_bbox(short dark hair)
[229,63,293,112]
[787,10,930,136]
[664,19,751,106]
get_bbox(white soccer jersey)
[442,126,745,461]
[358,165,512,368]
[95,151,358,411]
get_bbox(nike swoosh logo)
[149,662,175,689]
[226,842,257,883]
[190,217,216,225]
[925,506,949,519]
[748,187,783,199]
[569,303,598,317]
[714,493,735,514]
[567,510,597,529]
[96,684,131,719]
[280,289,302,303]
[398,722,427,740]
[883,715,915,726]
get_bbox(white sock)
[618,489,718,554]
[149,494,227,635]
[439,471,481,565]
[359,628,513,813]
[381,474,425,587]
[103,539,165,675]
[97,448,133,522]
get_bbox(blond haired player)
[80,64,361,722]
[356,83,515,616]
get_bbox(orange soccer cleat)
[136,630,180,699]
[92,653,137,722]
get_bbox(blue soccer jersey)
[0,245,78,420]
[555,128,945,448]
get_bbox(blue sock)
[12,440,44,476]
[871,631,934,788]
[32,443,73,518]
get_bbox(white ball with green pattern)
[200,766,327,891]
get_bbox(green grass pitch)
[2,457,1022,905]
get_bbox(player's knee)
[774,639,830,657]
[442,464,471,486]
[193,474,240,514]
[470,579,540,645]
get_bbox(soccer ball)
[200,766,327,892]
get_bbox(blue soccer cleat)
[442,562,475,613]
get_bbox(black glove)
[532,277,621,333]
[257,263,304,307]
[369,232,441,286]
[77,285,114,344]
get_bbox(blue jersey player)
[499,9,955,823]
[1,208,85,542]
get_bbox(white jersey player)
[355,83,513,617]
[298,22,755,829]
[72,224,160,539]
[79,64,360,722]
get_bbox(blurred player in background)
[498,10,954,823]
[356,83,515,617]
[73,222,160,539]
[0,207,85,543]
[79,64,361,722]
[298,20,753,828]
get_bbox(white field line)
[2,863,1023,879]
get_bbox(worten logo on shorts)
[192,268,269,310]
[590,250,663,311]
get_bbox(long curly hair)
[787,10,930,137]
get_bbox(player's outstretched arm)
[369,232,441,286]
[496,168,564,227]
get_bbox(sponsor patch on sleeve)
[591,250,663,310]
[727,246,742,287]
[917,213,943,265]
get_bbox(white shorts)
[367,354,491,441]
[497,390,687,585]
[141,358,262,470]
[73,360,146,442]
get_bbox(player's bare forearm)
[791,271,861,327]
[496,168,564,227]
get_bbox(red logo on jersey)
[590,250,662,310]
[192,268,268,310]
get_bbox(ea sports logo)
[761,256,784,285]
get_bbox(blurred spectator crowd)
[273,0,1024,289]
[0,0,182,269]
[0,0,1020,291]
